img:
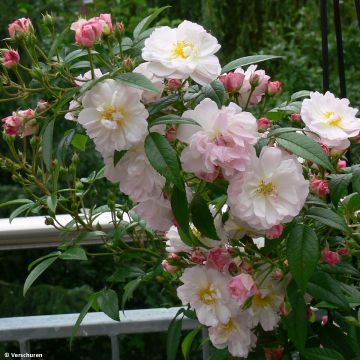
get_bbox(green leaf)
[60,247,88,261]
[268,127,303,137]
[23,257,58,295]
[199,80,225,107]
[290,90,311,101]
[144,132,183,190]
[46,194,57,214]
[329,174,352,206]
[70,60,91,70]
[113,150,127,167]
[171,186,190,234]
[97,289,120,321]
[133,6,170,39]
[42,119,55,171]
[148,94,180,115]
[167,317,183,360]
[27,251,61,271]
[49,28,68,59]
[221,54,281,73]
[190,195,219,240]
[287,224,319,292]
[64,49,97,63]
[306,207,348,233]
[352,168,360,193]
[148,114,200,128]
[121,278,142,309]
[9,202,35,223]
[276,132,333,171]
[307,271,350,311]
[71,133,88,151]
[302,347,345,360]
[116,72,161,93]
[182,326,202,360]
[0,198,33,208]
[209,349,228,360]
[345,193,360,213]
[285,284,307,350]
[57,129,75,166]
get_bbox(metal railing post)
[201,327,210,360]
[110,335,120,360]
[19,340,30,354]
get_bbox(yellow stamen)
[256,180,275,197]
[171,41,192,59]
[253,293,272,308]
[101,105,126,126]
[323,111,342,127]
[198,286,217,305]
[221,319,236,332]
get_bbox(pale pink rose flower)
[310,176,330,197]
[322,249,340,266]
[8,18,32,38]
[266,80,282,96]
[3,49,20,69]
[162,259,178,273]
[2,114,22,136]
[165,226,192,253]
[207,247,234,271]
[265,224,284,239]
[228,274,257,304]
[257,117,271,131]
[236,65,270,107]
[218,72,244,92]
[71,18,103,47]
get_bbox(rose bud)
[321,315,329,325]
[310,176,330,197]
[322,249,340,266]
[70,18,103,48]
[290,113,301,122]
[161,259,178,273]
[337,247,349,256]
[265,224,284,239]
[2,49,20,69]
[257,117,271,131]
[337,159,347,171]
[2,113,22,136]
[273,269,283,280]
[116,21,124,33]
[191,250,206,264]
[320,143,329,155]
[167,78,182,91]
[218,72,244,92]
[266,80,282,96]
[8,18,33,39]
[166,127,177,142]
[36,99,49,111]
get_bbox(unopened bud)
[123,57,133,70]
[42,13,55,29]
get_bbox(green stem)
[87,48,95,79]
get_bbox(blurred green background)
[0,0,359,359]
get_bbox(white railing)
[0,215,206,359]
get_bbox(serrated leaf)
[182,326,202,360]
[133,6,170,39]
[42,119,55,171]
[276,132,333,171]
[46,194,57,214]
[307,271,350,311]
[60,247,88,261]
[97,289,120,321]
[199,80,225,107]
[144,132,183,190]
[306,207,348,233]
[190,195,219,240]
[71,133,88,151]
[329,174,352,206]
[148,114,200,128]
[116,72,161,93]
[221,54,281,73]
[287,224,319,292]
[302,347,345,360]
[23,257,58,295]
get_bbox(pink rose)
[167,78,182,91]
[206,247,234,271]
[266,80,282,96]
[218,72,244,92]
[265,224,284,239]
[321,315,329,325]
[71,18,103,48]
[337,159,347,171]
[2,114,22,136]
[3,49,20,69]
[228,274,257,305]
[310,176,330,197]
[257,117,271,131]
[322,249,340,266]
[8,18,33,38]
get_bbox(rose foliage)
[1,8,360,360]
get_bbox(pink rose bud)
[166,127,177,142]
[36,99,49,111]
[266,224,284,239]
[123,57,133,70]
[266,80,282,96]
[249,72,260,87]
[168,252,180,261]
[290,113,301,122]
[273,269,283,280]
[337,159,347,171]
[18,109,36,137]
[310,176,330,197]
[167,78,182,91]
[116,21,124,32]
[320,143,329,156]
[207,247,234,271]
[99,14,113,34]
[71,18,103,48]
[8,18,33,39]
[337,247,349,256]
[257,117,271,131]
[264,348,284,360]
[162,259,178,273]
[2,114,22,136]
[218,72,244,92]
[228,274,257,305]
[279,302,289,316]
[3,49,20,69]
[321,315,329,325]
[191,250,206,264]
[322,249,340,266]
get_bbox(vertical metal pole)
[19,340,30,354]
[333,0,346,98]
[110,335,120,360]
[355,0,360,28]
[201,327,210,360]
[320,0,330,93]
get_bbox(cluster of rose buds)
[2,109,37,137]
